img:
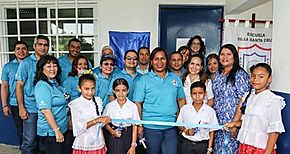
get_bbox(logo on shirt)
[171,79,178,86]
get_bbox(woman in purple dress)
[212,44,250,154]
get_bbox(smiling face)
[169,53,183,71]
[219,48,234,68]
[14,44,29,60]
[33,39,49,58]
[207,58,219,74]
[113,84,129,102]
[188,56,202,75]
[68,41,81,58]
[151,51,167,73]
[76,58,88,74]
[251,66,272,94]
[43,61,58,79]
[124,52,138,69]
[100,59,114,76]
[190,38,201,53]
[138,48,150,65]
[78,80,95,100]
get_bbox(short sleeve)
[107,77,116,97]
[209,109,219,132]
[176,107,185,123]
[15,60,28,81]
[132,104,140,120]
[206,79,214,99]
[267,96,286,133]
[132,77,146,103]
[63,78,72,97]
[235,70,251,98]
[35,82,52,109]
[176,77,185,99]
[1,64,9,81]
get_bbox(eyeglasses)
[103,63,114,66]
[125,57,138,61]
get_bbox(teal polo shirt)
[1,59,20,106]
[95,73,111,107]
[62,76,80,102]
[108,69,142,100]
[133,71,185,129]
[35,80,68,136]
[58,54,93,83]
[15,54,38,113]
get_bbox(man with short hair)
[136,47,150,75]
[169,51,185,78]
[58,38,92,83]
[1,41,29,147]
[15,35,49,153]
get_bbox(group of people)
[1,34,285,154]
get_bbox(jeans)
[144,127,177,154]
[21,112,37,154]
[11,106,23,146]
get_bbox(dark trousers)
[106,125,132,154]
[64,129,75,154]
[11,106,23,146]
[38,133,66,154]
[180,137,208,154]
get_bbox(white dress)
[69,95,105,150]
[237,90,285,149]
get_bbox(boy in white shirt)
[177,81,218,154]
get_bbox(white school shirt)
[103,98,140,127]
[177,103,219,142]
[237,90,285,149]
[183,75,214,104]
[68,96,105,150]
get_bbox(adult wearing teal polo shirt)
[15,35,49,154]
[58,38,92,83]
[133,47,186,154]
[34,55,68,154]
[1,41,29,146]
[108,49,142,101]
[95,54,115,108]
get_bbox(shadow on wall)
[0,84,289,151]
[0,84,19,145]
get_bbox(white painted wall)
[271,0,290,93]
[98,0,225,51]
[225,1,272,20]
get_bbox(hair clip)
[79,69,94,76]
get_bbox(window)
[0,0,99,75]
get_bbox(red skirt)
[72,147,106,154]
[238,143,276,154]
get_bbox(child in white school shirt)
[69,74,111,154]
[177,81,218,154]
[226,63,285,154]
[103,78,140,154]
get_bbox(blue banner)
[109,31,150,69]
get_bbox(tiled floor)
[0,144,20,154]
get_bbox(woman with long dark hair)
[212,44,251,154]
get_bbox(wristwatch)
[207,148,213,152]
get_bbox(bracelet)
[93,119,97,125]
[2,105,8,108]
[53,127,60,132]
[207,147,213,152]
[131,142,137,147]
